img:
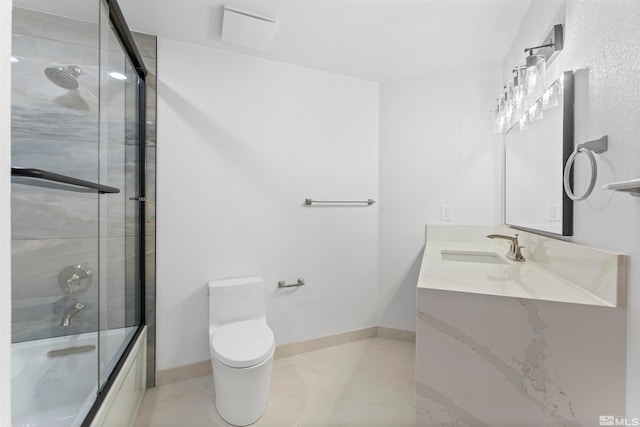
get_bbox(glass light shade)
[506,80,514,101]
[524,54,545,102]
[505,99,514,126]
[519,111,530,131]
[529,99,543,121]
[543,78,562,110]
[493,99,507,133]
[492,100,500,133]
[542,88,551,109]
[504,82,515,125]
[513,68,526,117]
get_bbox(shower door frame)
[83,0,148,424]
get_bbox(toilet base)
[212,350,274,426]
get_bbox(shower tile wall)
[11,8,157,344]
[11,8,100,342]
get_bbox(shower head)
[44,65,82,90]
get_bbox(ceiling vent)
[221,6,278,51]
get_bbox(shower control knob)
[58,264,92,295]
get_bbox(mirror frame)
[504,70,574,236]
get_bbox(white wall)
[1,0,12,423]
[502,0,640,412]
[377,66,502,330]
[156,38,379,370]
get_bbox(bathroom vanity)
[415,225,627,426]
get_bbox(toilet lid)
[212,320,275,368]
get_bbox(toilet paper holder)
[278,278,305,288]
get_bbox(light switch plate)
[547,204,561,221]
[441,204,452,221]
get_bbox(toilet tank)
[208,276,266,331]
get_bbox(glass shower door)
[10,3,102,426]
[97,0,143,390]
[10,0,145,425]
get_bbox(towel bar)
[304,198,375,206]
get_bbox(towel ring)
[563,136,608,201]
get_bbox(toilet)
[208,276,275,426]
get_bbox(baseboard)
[274,326,378,359]
[376,326,416,343]
[156,359,212,387]
[155,325,415,386]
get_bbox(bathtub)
[11,326,137,427]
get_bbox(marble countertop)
[417,240,614,307]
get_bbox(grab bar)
[11,167,120,194]
[278,278,305,288]
[305,198,375,206]
[47,345,96,358]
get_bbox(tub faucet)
[486,234,526,262]
[59,302,85,327]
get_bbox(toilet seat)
[212,319,275,368]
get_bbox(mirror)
[504,71,574,236]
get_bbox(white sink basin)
[441,250,508,265]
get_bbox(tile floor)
[135,337,416,426]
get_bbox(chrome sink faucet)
[486,233,526,262]
[59,302,85,327]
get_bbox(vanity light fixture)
[493,24,564,133]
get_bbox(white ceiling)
[120,0,531,82]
